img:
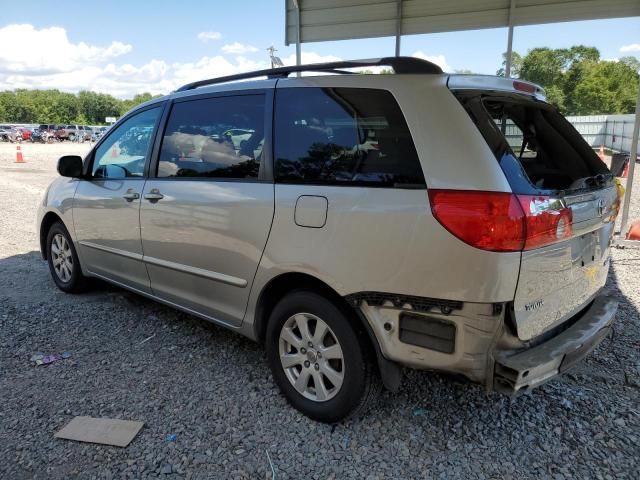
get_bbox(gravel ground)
[1,142,639,479]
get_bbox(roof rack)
[175,56,443,92]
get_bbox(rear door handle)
[144,189,164,201]
[122,192,140,201]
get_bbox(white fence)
[566,114,636,153]
[501,114,635,154]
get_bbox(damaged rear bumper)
[493,294,617,392]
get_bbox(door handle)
[144,189,164,201]
[122,192,140,201]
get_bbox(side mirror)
[57,155,83,178]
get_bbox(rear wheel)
[46,222,86,293]
[67,133,75,142]
[266,290,379,422]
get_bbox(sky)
[1,0,638,98]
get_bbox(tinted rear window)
[274,87,425,187]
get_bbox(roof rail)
[175,56,443,92]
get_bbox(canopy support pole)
[619,80,640,238]
[294,0,302,75]
[395,0,403,57]
[505,0,516,78]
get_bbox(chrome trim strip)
[80,241,248,288]
[79,241,143,261]
[143,255,248,288]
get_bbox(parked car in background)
[76,126,92,142]
[39,124,57,134]
[57,124,86,141]
[18,127,32,141]
[94,126,109,140]
[0,125,19,142]
[39,57,620,422]
[30,128,46,143]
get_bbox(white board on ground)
[54,416,144,447]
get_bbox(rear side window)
[274,87,425,187]
[158,95,264,179]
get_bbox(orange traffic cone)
[626,219,640,241]
[598,145,605,161]
[621,160,629,178]
[15,144,24,163]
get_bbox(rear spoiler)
[447,75,546,102]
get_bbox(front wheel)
[266,290,379,422]
[46,222,87,293]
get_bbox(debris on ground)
[30,351,72,366]
[266,449,276,480]
[560,398,573,410]
[54,416,144,447]
[138,333,156,345]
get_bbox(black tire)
[45,222,86,293]
[266,290,380,423]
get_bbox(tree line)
[0,90,159,125]
[498,45,639,115]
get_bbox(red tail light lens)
[428,190,525,252]
[513,80,537,94]
[429,190,573,252]
[516,195,573,250]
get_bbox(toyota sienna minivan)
[38,57,619,422]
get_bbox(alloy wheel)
[278,312,345,402]
[51,233,73,283]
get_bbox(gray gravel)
[1,143,639,479]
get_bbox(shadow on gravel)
[1,249,639,479]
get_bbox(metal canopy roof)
[285,0,640,45]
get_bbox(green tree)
[572,60,639,114]
[496,51,523,77]
[119,92,156,115]
[511,45,638,115]
[0,89,161,124]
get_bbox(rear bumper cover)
[493,294,617,392]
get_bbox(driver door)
[73,105,163,293]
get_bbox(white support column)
[505,0,516,78]
[501,0,516,134]
[395,0,403,57]
[619,80,640,238]
[294,0,302,76]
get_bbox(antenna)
[267,46,284,68]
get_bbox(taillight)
[429,190,573,252]
[516,195,573,250]
[428,190,525,252]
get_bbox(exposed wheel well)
[40,212,63,259]
[255,273,364,344]
[254,272,403,391]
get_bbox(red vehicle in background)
[18,127,32,141]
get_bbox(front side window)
[92,107,160,179]
[157,95,265,179]
[274,87,425,187]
